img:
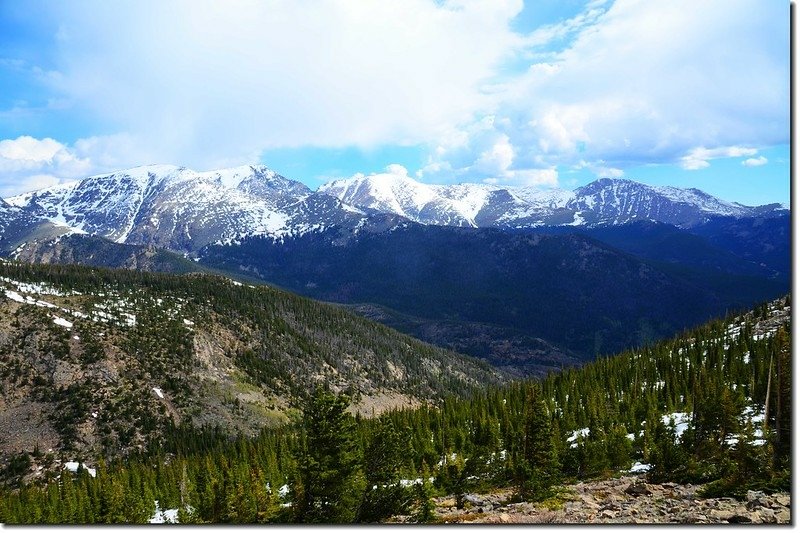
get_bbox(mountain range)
[320,171,785,228]
[1,164,787,256]
[0,164,790,375]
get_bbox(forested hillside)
[0,294,789,523]
[0,261,504,468]
[9,234,207,275]
[199,224,786,374]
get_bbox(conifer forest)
[0,263,790,523]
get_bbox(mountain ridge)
[3,165,787,256]
[319,173,785,229]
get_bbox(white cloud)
[424,0,787,185]
[679,146,758,170]
[30,0,527,169]
[0,136,95,195]
[5,0,788,191]
[0,174,66,197]
[0,136,64,164]
[513,167,559,187]
[385,164,410,178]
[0,135,129,196]
[742,156,768,167]
[595,166,624,178]
[523,1,609,52]
[473,135,515,175]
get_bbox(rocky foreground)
[420,476,791,524]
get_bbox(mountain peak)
[1,164,788,256]
[321,172,785,230]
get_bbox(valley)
[0,166,789,376]
[0,167,791,525]
[0,288,790,523]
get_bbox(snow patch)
[52,316,73,329]
[63,461,96,478]
[149,501,180,524]
[661,412,691,438]
[4,289,25,303]
[567,427,590,448]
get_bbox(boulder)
[463,494,485,507]
[775,509,790,523]
[774,494,790,507]
[625,483,652,497]
[709,509,731,521]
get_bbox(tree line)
[0,294,790,523]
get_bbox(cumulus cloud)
[23,0,526,169]
[512,167,559,187]
[0,136,96,195]
[0,174,65,197]
[742,156,768,167]
[679,146,758,170]
[423,0,787,186]
[0,134,155,196]
[3,0,788,192]
[594,166,624,179]
[0,136,64,164]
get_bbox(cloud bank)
[0,0,789,193]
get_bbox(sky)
[0,0,790,205]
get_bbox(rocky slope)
[8,234,207,274]
[0,200,70,254]
[0,262,504,466]
[422,476,791,524]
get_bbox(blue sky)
[0,0,790,205]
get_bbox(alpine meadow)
[0,0,791,525]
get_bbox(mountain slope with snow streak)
[6,165,364,252]
[319,174,785,229]
[4,165,787,255]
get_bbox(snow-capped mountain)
[6,165,365,252]
[0,199,69,253]
[566,178,759,227]
[320,171,501,227]
[319,174,785,229]
[3,164,787,256]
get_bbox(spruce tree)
[293,387,364,523]
[357,417,413,522]
[517,383,558,501]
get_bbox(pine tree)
[413,464,435,524]
[357,417,413,522]
[293,387,364,523]
[647,418,688,483]
[516,384,558,501]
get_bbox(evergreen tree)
[357,417,414,522]
[413,465,436,524]
[293,387,364,523]
[516,384,558,501]
[647,418,688,483]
